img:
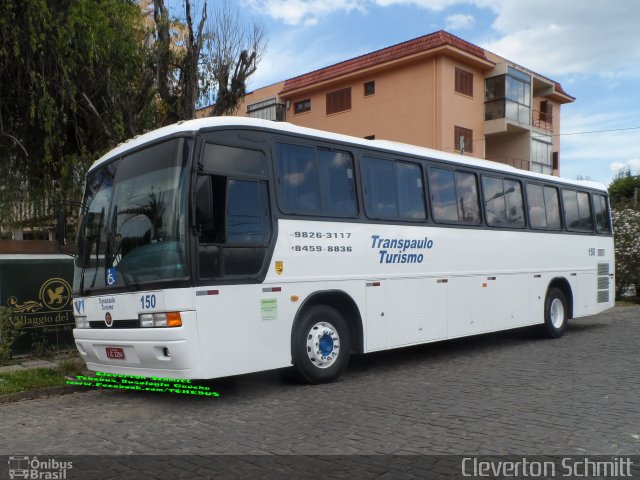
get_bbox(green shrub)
[0,306,22,365]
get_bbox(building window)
[454,126,473,154]
[531,135,552,174]
[294,99,311,114]
[326,87,351,115]
[246,98,285,121]
[364,81,375,96]
[364,135,375,140]
[484,67,531,124]
[455,68,473,97]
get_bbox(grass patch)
[0,368,66,395]
[0,354,88,396]
[616,296,640,307]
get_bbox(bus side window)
[226,180,271,244]
[562,189,593,231]
[276,142,358,217]
[429,168,480,224]
[197,174,271,279]
[562,189,578,229]
[526,184,546,228]
[482,176,524,227]
[543,186,562,229]
[593,194,611,233]
[454,172,481,224]
[276,143,322,214]
[429,168,458,222]
[577,191,594,231]
[526,184,562,230]
[317,149,358,216]
[396,162,426,220]
[362,156,397,218]
[483,176,508,225]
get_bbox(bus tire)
[292,305,351,384]
[541,288,568,338]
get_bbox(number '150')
[140,294,157,309]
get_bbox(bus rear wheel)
[541,287,568,338]
[292,305,351,384]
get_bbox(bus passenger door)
[365,280,387,351]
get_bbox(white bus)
[72,117,614,384]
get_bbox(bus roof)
[92,116,607,192]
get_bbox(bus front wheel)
[292,305,351,384]
[541,288,568,338]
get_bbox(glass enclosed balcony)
[484,67,531,125]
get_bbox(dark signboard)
[0,257,75,356]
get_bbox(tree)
[0,0,267,234]
[609,168,640,208]
[0,0,159,230]
[611,207,640,297]
[201,1,267,116]
[153,0,207,124]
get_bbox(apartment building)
[208,30,574,175]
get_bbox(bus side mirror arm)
[56,207,66,246]
[56,201,81,256]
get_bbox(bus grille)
[597,263,610,304]
[89,319,140,329]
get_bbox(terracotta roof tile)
[554,82,575,100]
[281,31,490,93]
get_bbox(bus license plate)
[105,347,125,360]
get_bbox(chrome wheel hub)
[550,298,565,329]
[306,321,340,369]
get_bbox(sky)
[191,0,640,187]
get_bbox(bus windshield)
[74,138,191,293]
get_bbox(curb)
[0,385,86,405]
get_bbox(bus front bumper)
[73,311,203,379]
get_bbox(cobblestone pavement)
[1,307,639,457]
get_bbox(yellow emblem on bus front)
[275,261,283,275]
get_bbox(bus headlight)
[74,316,89,329]
[139,312,182,328]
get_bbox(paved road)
[1,307,639,458]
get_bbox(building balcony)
[532,108,553,132]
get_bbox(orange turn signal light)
[166,312,182,327]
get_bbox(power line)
[470,125,640,143]
[544,125,640,138]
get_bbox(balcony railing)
[532,109,553,132]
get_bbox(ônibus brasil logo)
[8,456,73,479]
